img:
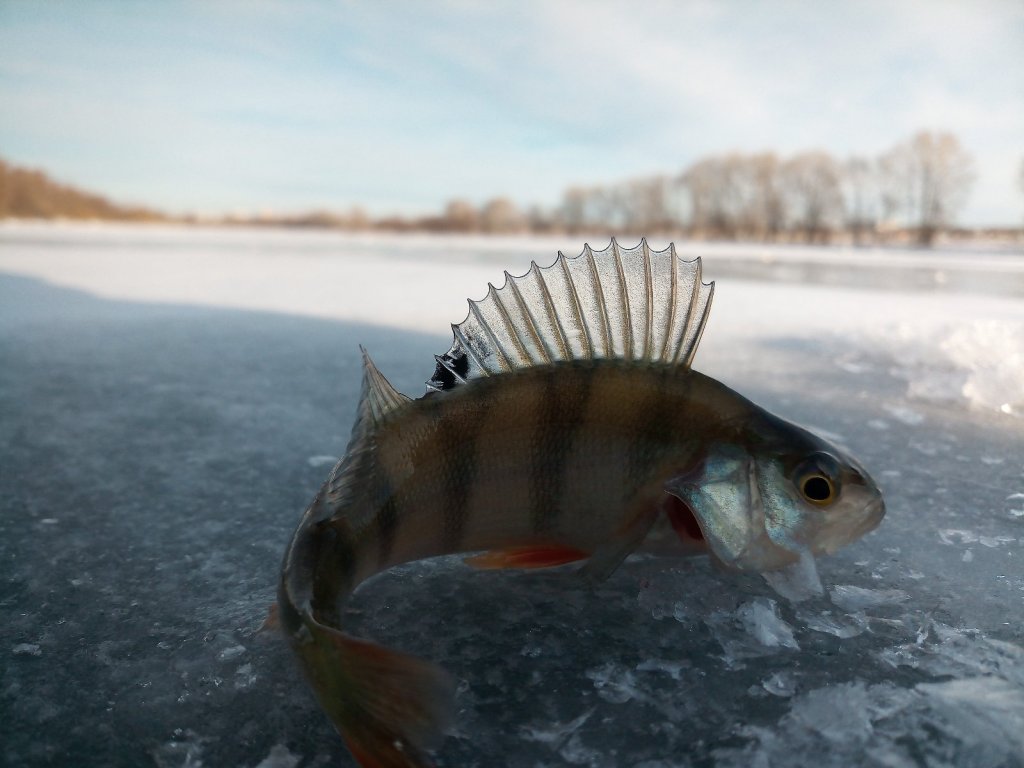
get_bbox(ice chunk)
[883,404,924,425]
[306,454,338,468]
[1007,493,1024,518]
[520,709,594,747]
[216,644,246,662]
[585,663,641,704]
[979,535,1016,548]
[635,658,691,681]
[916,677,1024,757]
[799,609,867,639]
[559,732,607,766]
[737,598,799,650]
[762,671,798,697]
[151,730,206,768]
[761,549,823,603]
[829,585,909,611]
[938,528,978,546]
[233,663,257,690]
[251,744,301,768]
[12,643,41,656]
[788,682,877,744]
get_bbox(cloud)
[1,0,1021,223]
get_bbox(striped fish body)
[277,241,885,768]
[332,362,751,579]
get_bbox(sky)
[1,1,1022,226]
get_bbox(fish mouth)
[816,496,886,555]
[861,497,886,534]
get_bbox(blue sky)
[1,1,1022,225]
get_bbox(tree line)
[0,130,1009,246]
[0,158,165,222]
[435,131,979,247]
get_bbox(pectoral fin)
[579,504,661,583]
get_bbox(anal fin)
[464,544,590,570]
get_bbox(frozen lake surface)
[1,224,1022,767]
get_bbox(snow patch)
[874,319,1024,417]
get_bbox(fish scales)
[368,364,732,565]
[278,240,885,768]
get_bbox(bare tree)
[746,152,785,240]
[561,187,588,233]
[841,156,878,245]
[443,199,478,232]
[555,132,974,244]
[480,198,526,234]
[780,152,844,243]
[879,131,975,246]
[680,153,787,240]
[682,155,745,239]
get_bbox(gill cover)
[664,443,803,571]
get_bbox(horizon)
[2,1,1022,227]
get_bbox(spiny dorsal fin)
[358,346,410,426]
[427,239,714,392]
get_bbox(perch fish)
[278,240,885,767]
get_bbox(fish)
[278,240,885,768]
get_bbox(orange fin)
[301,621,454,768]
[464,544,590,570]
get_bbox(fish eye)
[801,475,834,504]
[794,454,840,507]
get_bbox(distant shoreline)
[2,216,1022,254]
[2,156,1022,248]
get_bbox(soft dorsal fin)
[358,346,411,427]
[427,239,714,391]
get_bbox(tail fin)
[298,620,455,768]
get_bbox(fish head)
[664,412,885,572]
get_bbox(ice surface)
[1,225,1022,767]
